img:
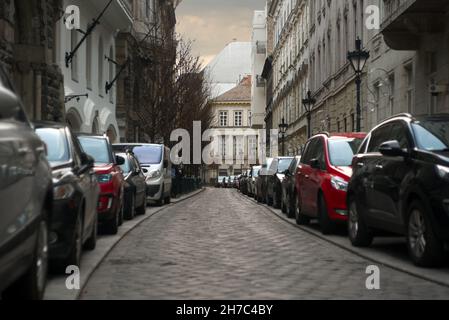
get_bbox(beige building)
[268,0,310,156]
[205,76,253,184]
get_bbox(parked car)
[217,176,227,188]
[113,144,172,206]
[228,176,235,188]
[116,151,147,220]
[266,157,294,208]
[347,113,449,267]
[35,122,99,270]
[248,166,262,198]
[234,175,242,189]
[295,132,366,234]
[255,158,274,203]
[78,135,125,235]
[0,70,52,299]
[281,156,301,217]
[240,170,251,195]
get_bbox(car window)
[78,137,112,165]
[301,139,317,164]
[133,145,162,165]
[278,158,293,173]
[390,122,411,150]
[315,138,327,171]
[367,124,393,153]
[268,158,278,175]
[36,128,70,165]
[412,120,449,151]
[328,138,363,167]
[358,136,369,154]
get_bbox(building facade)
[251,10,267,130]
[57,0,133,143]
[205,76,253,184]
[268,0,310,156]
[0,0,64,121]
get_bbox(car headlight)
[330,176,348,192]
[436,165,449,181]
[54,184,75,200]
[97,174,113,183]
[147,170,162,180]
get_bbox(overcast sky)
[176,0,265,66]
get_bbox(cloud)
[176,0,265,65]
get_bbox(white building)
[250,10,267,129]
[205,41,252,98]
[57,0,133,142]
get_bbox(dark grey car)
[0,68,53,299]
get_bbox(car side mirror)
[379,140,406,157]
[310,158,320,169]
[116,155,125,166]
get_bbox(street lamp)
[347,38,370,132]
[279,117,288,156]
[302,90,316,139]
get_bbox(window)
[35,128,70,164]
[109,46,114,103]
[98,37,104,96]
[412,120,449,151]
[234,111,243,127]
[86,35,92,89]
[367,124,393,153]
[71,30,78,81]
[219,111,228,127]
[388,74,395,115]
[405,64,414,113]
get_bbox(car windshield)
[328,138,363,167]
[78,137,112,165]
[132,145,162,165]
[412,120,449,152]
[278,158,294,173]
[117,154,131,173]
[36,128,70,165]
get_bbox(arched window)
[98,37,104,96]
[92,117,99,134]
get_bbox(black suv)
[347,113,449,267]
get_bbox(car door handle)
[17,147,32,155]
[375,164,383,170]
[357,163,365,168]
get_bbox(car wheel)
[164,193,171,204]
[118,199,124,226]
[286,194,295,219]
[65,214,83,267]
[4,218,49,300]
[104,206,119,235]
[318,194,336,235]
[125,193,136,220]
[348,198,373,247]
[407,201,446,267]
[84,210,98,251]
[295,193,310,225]
[136,196,147,215]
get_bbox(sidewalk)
[44,188,205,300]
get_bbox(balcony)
[381,0,449,50]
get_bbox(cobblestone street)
[80,188,449,300]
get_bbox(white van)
[113,144,172,205]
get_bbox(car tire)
[318,194,336,235]
[104,206,119,235]
[3,218,49,300]
[136,197,147,215]
[164,193,171,204]
[406,200,446,267]
[84,211,97,251]
[64,214,83,267]
[348,198,373,247]
[286,194,295,219]
[125,193,136,220]
[295,193,310,225]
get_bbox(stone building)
[267,0,310,156]
[115,0,179,143]
[0,0,64,121]
[205,76,253,184]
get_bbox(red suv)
[294,132,366,234]
[77,134,126,235]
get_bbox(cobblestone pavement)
[80,188,449,300]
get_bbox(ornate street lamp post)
[302,90,316,139]
[279,117,288,156]
[347,38,370,132]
